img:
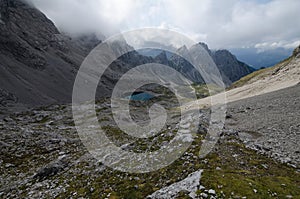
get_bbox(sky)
[27,0,300,50]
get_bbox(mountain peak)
[214,49,235,59]
[155,50,167,59]
[154,50,169,64]
[176,45,190,57]
[176,45,188,52]
[198,42,210,52]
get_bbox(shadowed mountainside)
[0,0,91,106]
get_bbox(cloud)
[27,0,300,49]
[163,0,300,49]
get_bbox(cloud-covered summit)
[27,0,300,50]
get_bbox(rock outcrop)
[293,45,300,58]
[147,170,203,199]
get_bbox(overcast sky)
[27,0,300,50]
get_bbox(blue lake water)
[126,92,155,101]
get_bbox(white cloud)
[27,0,300,49]
[255,40,300,50]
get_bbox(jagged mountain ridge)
[141,42,255,85]
[212,49,255,83]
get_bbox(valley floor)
[0,85,299,198]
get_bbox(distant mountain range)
[139,43,255,85]
[229,47,294,69]
[140,46,295,70]
[0,0,255,108]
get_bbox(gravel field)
[225,84,300,167]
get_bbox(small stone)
[261,164,268,169]
[208,189,216,195]
[253,189,257,193]
[286,195,293,199]
[5,163,14,168]
[216,167,221,170]
[288,164,297,168]
[199,185,205,190]
[59,141,65,146]
[202,159,208,164]
[283,157,292,163]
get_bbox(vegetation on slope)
[228,54,295,90]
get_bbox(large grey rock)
[34,155,69,181]
[147,170,203,199]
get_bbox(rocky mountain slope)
[225,84,300,167]
[0,0,91,107]
[198,42,255,83]
[0,0,147,109]
[212,49,255,83]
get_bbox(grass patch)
[200,139,300,198]
[192,83,224,99]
